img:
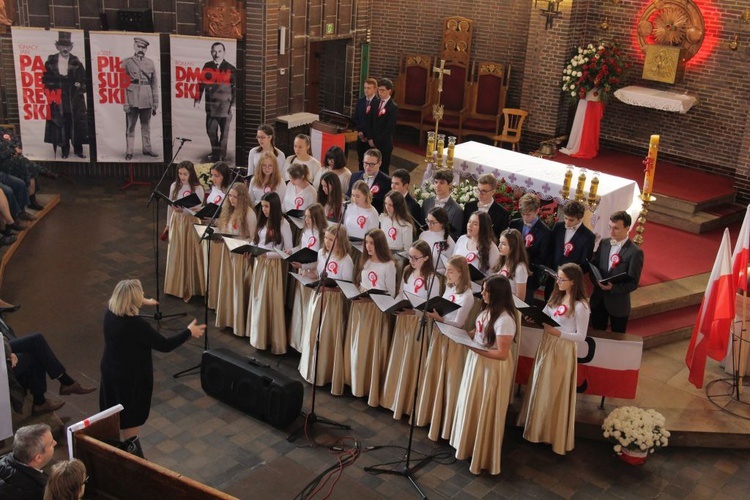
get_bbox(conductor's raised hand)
[142,297,159,307]
[188,319,206,338]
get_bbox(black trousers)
[590,301,629,333]
[11,333,66,404]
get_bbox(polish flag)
[731,205,750,293]
[685,228,735,388]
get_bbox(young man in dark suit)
[347,148,391,213]
[391,169,423,230]
[353,78,378,170]
[421,169,463,241]
[546,200,596,301]
[589,211,644,333]
[367,78,398,174]
[509,193,552,305]
[463,174,510,239]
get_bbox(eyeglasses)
[408,254,426,262]
[363,161,379,168]
[426,220,439,226]
[556,277,571,283]
[256,135,269,140]
[477,188,494,195]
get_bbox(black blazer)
[590,239,644,317]
[347,169,392,213]
[368,98,398,152]
[422,196,464,241]
[353,95,375,135]
[509,217,552,270]
[463,201,510,239]
[551,221,596,269]
[405,193,424,231]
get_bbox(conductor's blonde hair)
[108,279,144,317]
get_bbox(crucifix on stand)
[423,58,458,187]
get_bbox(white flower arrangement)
[413,178,478,210]
[194,163,214,190]
[602,406,670,455]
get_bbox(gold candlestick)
[436,134,445,169]
[587,171,600,210]
[561,165,574,199]
[446,136,456,169]
[633,194,656,246]
[575,168,587,201]
[425,131,436,163]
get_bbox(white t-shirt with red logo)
[378,214,414,251]
[166,182,205,227]
[495,263,529,298]
[344,204,379,240]
[441,285,475,329]
[283,183,316,213]
[316,251,354,282]
[474,310,515,349]
[453,235,500,276]
[360,259,397,297]
[249,180,286,207]
[543,300,590,343]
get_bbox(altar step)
[649,193,745,234]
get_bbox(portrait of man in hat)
[42,31,88,159]
[121,37,159,160]
[194,41,236,162]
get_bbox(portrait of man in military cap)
[121,37,159,160]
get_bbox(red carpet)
[552,149,735,204]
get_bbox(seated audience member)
[1,129,47,211]
[44,459,87,500]
[347,148,391,213]
[0,424,57,498]
[463,174,510,238]
[391,169,423,230]
[509,193,552,304]
[422,170,463,241]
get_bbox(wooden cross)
[433,59,451,93]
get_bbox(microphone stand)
[287,202,352,442]
[173,166,244,379]
[143,138,190,323]
[364,240,448,499]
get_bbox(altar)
[452,141,642,241]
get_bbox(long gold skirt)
[202,240,223,310]
[450,351,514,476]
[298,290,347,391]
[248,257,287,354]
[380,314,431,420]
[164,211,205,302]
[517,332,577,455]
[215,248,253,336]
[344,301,391,406]
[414,330,468,442]
[289,281,313,352]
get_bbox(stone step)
[653,192,736,215]
[630,273,707,320]
[649,202,746,234]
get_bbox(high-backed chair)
[460,62,510,142]
[493,109,528,152]
[394,54,433,144]
[422,58,469,140]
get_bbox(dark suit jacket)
[368,98,398,152]
[509,218,552,271]
[551,221,596,269]
[405,193,424,231]
[197,59,236,117]
[347,169,392,213]
[589,238,644,317]
[354,95,375,135]
[423,196,464,241]
[463,201,510,239]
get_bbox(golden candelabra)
[633,194,656,246]
[561,165,600,211]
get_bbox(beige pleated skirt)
[215,248,253,336]
[380,314,431,420]
[298,289,347,391]
[415,330,469,442]
[289,281,313,352]
[164,211,205,302]
[518,332,578,455]
[202,239,223,310]
[248,257,287,354]
[450,351,514,476]
[344,300,391,406]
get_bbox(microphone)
[177,137,192,142]
[343,200,352,206]
[436,240,449,251]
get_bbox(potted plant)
[602,406,670,465]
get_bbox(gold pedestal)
[633,194,656,246]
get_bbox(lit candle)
[588,172,600,205]
[561,165,574,199]
[447,136,456,168]
[575,168,587,201]
[436,134,445,167]
[643,134,659,197]
[425,131,436,163]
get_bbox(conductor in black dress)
[99,279,205,441]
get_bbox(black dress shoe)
[125,154,133,160]
[76,153,87,159]
[0,303,20,313]
[0,235,17,247]
[7,222,28,231]
[61,154,69,159]
[142,151,159,157]
[29,200,45,211]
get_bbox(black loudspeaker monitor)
[200,348,304,429]
[117,9,154,32]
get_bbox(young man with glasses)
[346,148,391,213]
[546,200,595,301]
[421,170,463,241]
[463,174,510,238]
[367,78,398,174]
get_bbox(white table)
[614,85,698,114]
[452,141,642,241]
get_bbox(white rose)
[571,91,576,97]
[613,444,622,453]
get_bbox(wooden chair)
[394,54,433,143]
[422,58,470,140]
[493,109,528,151]
[460,62,511,142]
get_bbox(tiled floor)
[3,176,750,499]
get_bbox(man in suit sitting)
[509,193,552,305]
[421,169,463,241]
[194,42,236,162]
[347,148,391,213]
[463,174,510,239]
[353,77,378,170]
[367,78,398,174]
[391,169,423,230]
[546,200,596,301]
[589,210,644,333]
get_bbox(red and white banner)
[170,35,237,165]
[90,32,163,162]
[686,228,735,388]
[516,326,643,399]
[732,205,750,294]
[10,27,90,162]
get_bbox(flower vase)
[619,448,648,465]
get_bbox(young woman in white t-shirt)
[317,171,344,222]
[453,211,499,276]
[495,228,530,301]
[249,152,286,207]
[378,190,414,252]
[284,134,321,184]
[343,180,379,240]
[247,124,285,178]
[283,163,316,214]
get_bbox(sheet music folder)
[588,264,632,285]
[274,246,318,264]
[290,273,339,288]
[336,280,388,300]
[434,322,488,351]
[519,305,560,327]
[191,202,221,219]
[160,192,201,209]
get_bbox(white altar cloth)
[614,85,698,114]
[452,141,642,241]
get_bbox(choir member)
[215,182,257,335]
[203,161,232,309]
[317,171,344,222]
[454,212,499,277]
[344,228,396,406]
[247,192,293,353]
[495,228,530,301]
[343,180,379,240]
[380,240,440,419]
[298,224,354,392]
[378,190,414,252]
[319,145,351,191]
[283,163,316,214]
[419,207,456,268]
[545,200,595,302]
[163,160,205,302]
[518,263,589,455]
[451,275,517,475]
[283,134,321,183]
[247,124,285,178]
[249,152,286,207]
[509,193,552,305]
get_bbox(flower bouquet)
[194,163,214,190]
[413,178,478,210]
[602,406,670,465]
[561,40,629,103]
[493,177,522,218]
